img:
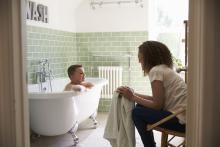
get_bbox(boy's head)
[67,64,85,84]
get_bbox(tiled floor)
[31,112,184,147]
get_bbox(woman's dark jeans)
[132,104,185,147]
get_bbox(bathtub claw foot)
[72,134,79,146]
[89,112,98,128]
[30,132,41,142]
[70,132,79,146]
[69,122,79,146]
[93,119,98,126]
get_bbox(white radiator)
[98,66,123,98]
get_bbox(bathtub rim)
[28,91,77,99]
[28,77,108,100]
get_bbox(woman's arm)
[117,80,165,110]
[134,80,165,110]
[134,93,153,101]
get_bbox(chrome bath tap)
[36,59,53,92]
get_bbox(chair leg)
[177,139,185,147]
[161,132,168,147]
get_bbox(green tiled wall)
[98,98,112,112]
[26,26,77,83]
[76,32,151,112]
[26,26,151,112]
[76,32,150,88]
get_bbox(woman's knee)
[132,107,142,123]
[132,106,158,123]
[132,107,137,120]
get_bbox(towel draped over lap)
[103,92,135,147]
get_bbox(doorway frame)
[1,0,220,146]
[0,0,29,146]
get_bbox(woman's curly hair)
[138,41,173,75]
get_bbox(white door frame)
[187,0,220,146]
[1,0,220,146]
[0,0,29,147]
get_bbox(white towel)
[103,92,135,147]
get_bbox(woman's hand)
[116,86,135,101]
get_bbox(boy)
[64,64,93,91]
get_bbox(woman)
[117,41,187,147]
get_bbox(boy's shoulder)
[81,82,94,88]
[64,83,86,91]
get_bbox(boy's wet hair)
[67,64,82,78]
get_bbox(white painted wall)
[75,0,148,32]
[26,0,148,32]
[26,0,82,32]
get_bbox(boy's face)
[70,67,85,84]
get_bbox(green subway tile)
[111,42,121,46]
[89,37,98,41]
[102,32,112,36]
[97,37,107,41]
[135,36,147,41]
[124,37,136,41]
[79,38,89,42]
[120,42,130,46]
[112,32,122,36]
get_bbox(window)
[148,0,188,66]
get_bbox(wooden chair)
[147,108,186,147]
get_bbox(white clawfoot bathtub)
[28,77,107,144]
